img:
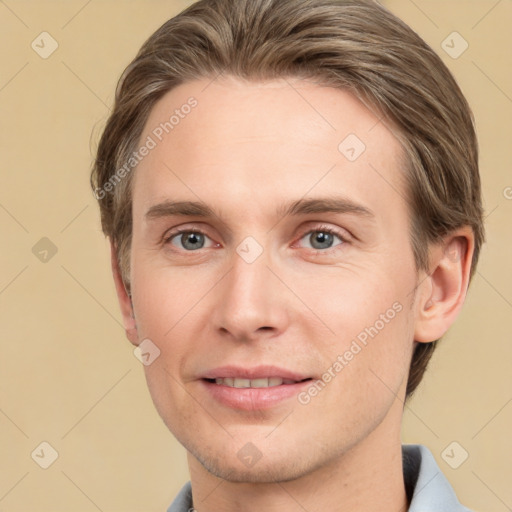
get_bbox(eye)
[298,226,346,251]
[165,229,215,251]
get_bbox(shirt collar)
[404,444,473,512]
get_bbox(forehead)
[132,76,407,223]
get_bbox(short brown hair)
[91,0,484,398]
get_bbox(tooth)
[268,377,284,386]
[214,377,293,388]
[233,378,251,388]
[250,378,269,388]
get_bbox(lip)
[201,365,311,381]
[199,365,313,411]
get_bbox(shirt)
[167,444,474,512]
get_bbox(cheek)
[130,255,209,339]
[294,262,415,396]
[129,263,199,398]
[296,261,411,341]
[132,268,200,431]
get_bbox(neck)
[186,402,408,512]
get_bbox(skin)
[111,76,474,512]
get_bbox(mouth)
[199,366,314,410]
[203,377,313,388]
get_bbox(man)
[91,0,484,510]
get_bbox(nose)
[212,247,290,343]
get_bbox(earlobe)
[110,240,139,346]
[414,227,475,343]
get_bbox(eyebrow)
[279,197,374,219]
[144,197,375,222]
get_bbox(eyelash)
[163,224,349,254]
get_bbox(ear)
[110,240,139,346]
[414,226,475,343]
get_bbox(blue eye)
[299,228,345,251]
[163,226,347,254]
[166,230,214,251]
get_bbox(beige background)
[0,1,510,511]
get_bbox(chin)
[186,439,318,483]
[198,455,310,483]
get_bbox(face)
[127,76,420,482]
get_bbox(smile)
[209,377,309,388]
